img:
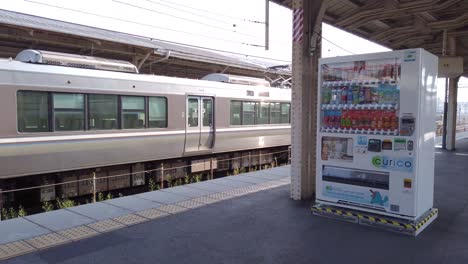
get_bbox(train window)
[122,96,146,129]
[270,102,281,124]
[53,93,85,131]
[17,91,50,132]
[257,102,269,125]
[281,103,291,124]
[187,98,199,127]
[88,94,118,130]
[242,102,256,125]
[230,101,242,125]
[203,98,213,127]
[148,97,167,128]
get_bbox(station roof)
[272,0,468,76]
[0,9,290,84]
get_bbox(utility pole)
[265,0,270,50]
[441,30,448,149]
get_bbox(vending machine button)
[404,179,412,188]
[382,140,393,150]
[368,139,382,152]
[407,140,414,151]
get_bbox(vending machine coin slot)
[399,114,415,136]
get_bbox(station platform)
[2,139,468,263]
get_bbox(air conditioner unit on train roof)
[202,73,270,87]
[15,49,139,74]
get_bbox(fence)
[0,149,291,199]
[436,121,468,136]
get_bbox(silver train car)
[0,50,291,202]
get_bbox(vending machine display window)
[322,166,389,190]
[321,137,353,161]
[320,58,401,135]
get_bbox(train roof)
[0,58,291,100]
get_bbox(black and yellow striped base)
[311,204,438,236]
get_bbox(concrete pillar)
[446,77,460,150]
[290,0,327,200]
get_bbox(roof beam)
[336,0,461,29]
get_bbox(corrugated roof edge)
[0,9,291,74]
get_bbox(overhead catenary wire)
[112,0,264,40]
[24,0,263,47]
[140,0,238,26]
[21,0,292,63]
[314,30,356,55]
[158,0,265,24]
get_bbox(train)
[0,50,291,205]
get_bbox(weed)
[184,175,190,185]
[194,174,202,182]
[9,207,17,219]
[166,175,173,187]
[1,207,9,220]
[42,201,54,212]
[176,179,182,186]
[106,193,113,200]
[56,198,75,209]
[148,178,157,191]
[18,206,27,217]
[97,192,105,202]
[233,168,240,175]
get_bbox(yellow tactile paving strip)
[113,214,147,226]
[0,177,289,261]
[174,199,205,209]
[25,233,70,250]
[0,241,35,261]
[87,219,126,233]
[57,226,99,241]
[191,196,219,205]
[135,208,169,220]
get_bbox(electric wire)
[23,1,356,60]
[21,0,292,63]
[140,0,237,26]
[314,30,355,55]
[112,0,264,40]
[158,0,265,24]
[24,0,263,47]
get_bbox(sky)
[1,0,467,102]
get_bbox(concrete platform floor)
[5,138,468,264]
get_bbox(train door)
[185,96,214,153]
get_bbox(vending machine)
[316,49,438,221]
